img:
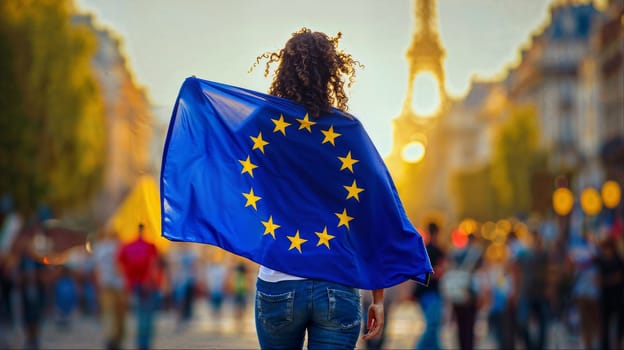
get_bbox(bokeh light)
[601,180,621,208]
[459,218,478,235]
[451,228,469,248]
[494,220,511,243]
[481,221,497,240]
[553,187,574,216]
[580,188,602,216]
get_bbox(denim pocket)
[327,288,361,329]
[256,290,295,332]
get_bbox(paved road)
[3,298,580,349]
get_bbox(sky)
[75,0,558,156]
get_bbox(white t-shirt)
[92,239,124,289]
[205,264,227,292]
[258,265,306,282]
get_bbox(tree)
[490,104,543,217]
[0,0,106,216]
[450,105,550,221]
[450,164,502,221]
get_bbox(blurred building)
[73,14,154,225]
[444,81,502,171]
[442,81,507,220]
[596,0,624,183]
[506,2,604,174]
[425,1,623,222]
[502,0,623,192]
[506,0,624,190]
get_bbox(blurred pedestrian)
[16,240,46,349]
[93,229,127,350]
[174,243,198,328]
[232,261,249,328]
[483,246,515,350]
[118,223,161,350]
[511,231,549,350]
[80,267,98,317]
[412,222,446,350]
[204,252,227,321]
[0,253,16,346]
[567,230,600,349]
[443,234,483,350]
[53,265,77,328]
[596,237,623,350]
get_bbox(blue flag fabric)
[161,77,432,290]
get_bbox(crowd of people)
[1,213,623,350]
[0,223,253,350]
[394,214,624,350]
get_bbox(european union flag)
[161,77,432,290]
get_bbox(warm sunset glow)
[76,0,562,157]
[411,72,441,117]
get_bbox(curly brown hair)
[250,28,363,118]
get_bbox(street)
[3,297,582,349]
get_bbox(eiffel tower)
[387,0,450,227]
[403,0,447,115]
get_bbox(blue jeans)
[517,296,548,350]
[133,287,158,350]
[416,291,443,350]
[255,278,361,350]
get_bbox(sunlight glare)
[401,141,426,164]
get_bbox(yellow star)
[250,132,269,154]
[242,188,262,210]
[344,180,365,202]
[287,230,308,253]
[271,114,291,136]
[296,113,316,133]
[338,151,359,173]
[335,208,354,230]
[321,125,341,146]
[239,156,258,177]
[261,216,280,239]
[315,226,335,249]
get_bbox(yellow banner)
[109,175,169,252]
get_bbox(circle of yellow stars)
[238,113,364,254]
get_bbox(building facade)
[74,15,154,225]
[506,3,603,174]
[440,1,622,220]
[597,0,624,184]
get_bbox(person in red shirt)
[117,224,160,350]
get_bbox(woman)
[250,28,384,349]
